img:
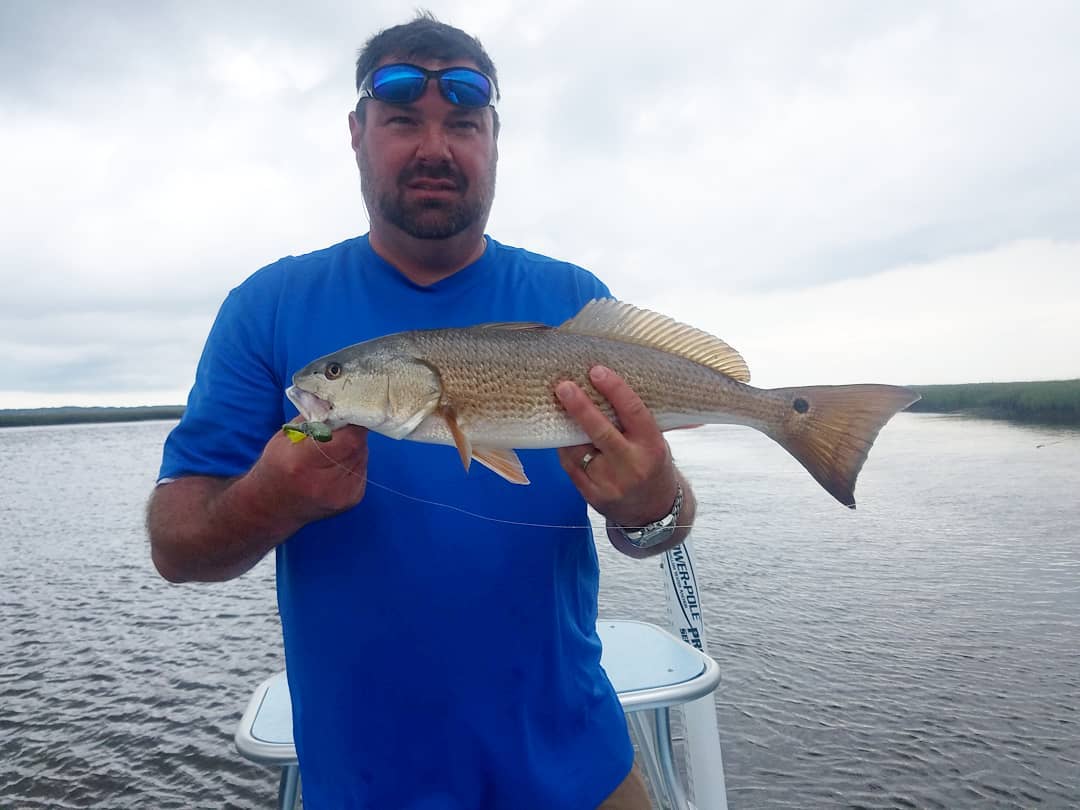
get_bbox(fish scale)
[409,328,761,446]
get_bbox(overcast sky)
[2,0,1078,408]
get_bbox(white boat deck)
[235,619,721,809]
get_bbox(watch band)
[616,482,684,549]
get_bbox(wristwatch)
[616,483,684,549]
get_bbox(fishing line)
[304,435,692,531]
[306,434,586,528]
[364,477,590,529]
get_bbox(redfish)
[287,299,918,507]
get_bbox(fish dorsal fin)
[558,299,751,383]
[473,321,551,331]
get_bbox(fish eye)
[324,362,342,380]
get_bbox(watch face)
[624,517,677,548]
[619,483,683,549]
[627,523,675,549]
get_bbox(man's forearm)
[147,474,303,583]
[149,425,369,583]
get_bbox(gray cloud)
[2,1,1078,405]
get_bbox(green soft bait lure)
[282,421,333,443]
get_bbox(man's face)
[349,57,498,240]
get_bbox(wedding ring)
[580,451,596,472]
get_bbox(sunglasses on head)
[356,63,498,110]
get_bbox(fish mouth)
[286,386,333,422]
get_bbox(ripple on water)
[2,416,1079,807]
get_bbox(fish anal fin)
[558,298,751,383]
[472,447,530,485]
[439,405,529,484]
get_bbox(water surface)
[1,415,1078,808]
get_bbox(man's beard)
[361,153,496,240]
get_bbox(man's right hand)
[250,421,370,527]
[147,424,368,583]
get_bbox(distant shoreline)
[907,379,1080,427]
[0,405,186,428]
[2,379,1078,428]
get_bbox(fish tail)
[764,384,920,508]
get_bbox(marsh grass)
[910,379,1080,426]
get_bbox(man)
[149,14,696,809]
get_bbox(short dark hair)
[354,11,500,98]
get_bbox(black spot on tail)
[793,397,810,414]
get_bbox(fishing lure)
[282,421,333,443]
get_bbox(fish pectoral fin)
[472,447,530,485]
[440,405,473,471]
[439,405,529,484]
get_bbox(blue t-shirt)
[159,235,634,809]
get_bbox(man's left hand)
[555,365,680,529]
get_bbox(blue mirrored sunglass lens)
[367,65,492,107]
[439,69,492,106]
[372,66,427,102]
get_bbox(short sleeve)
[158,277,286,481]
